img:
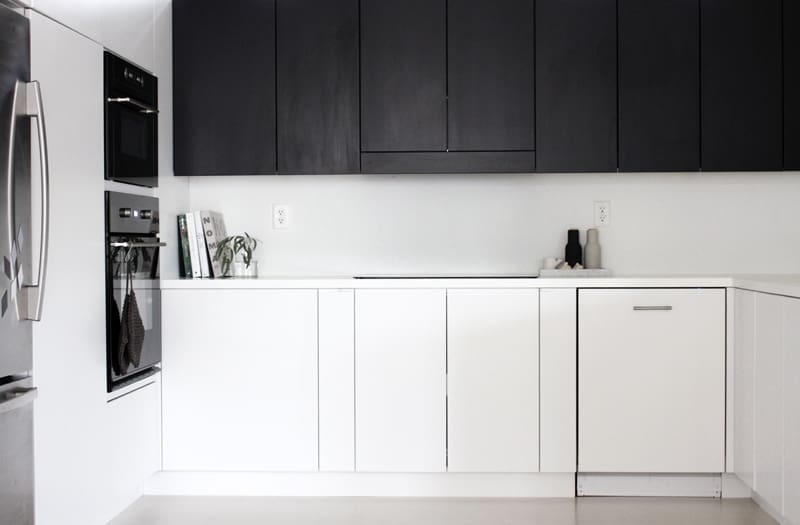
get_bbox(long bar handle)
[107,97,159,114]
[110,241,167,249]
[633,306,673,312]
[5,81,20,273]
[23,81,50,322]
[0,387,38,415]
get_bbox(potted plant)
[213,233,260,278]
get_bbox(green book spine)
[177,214,193,278]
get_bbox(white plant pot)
[232,260,258,278]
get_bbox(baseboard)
[720,474,752,499]
[145,472,576,498]
[576,474,722,497]
[751,492,788,525]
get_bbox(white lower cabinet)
[754,293,784,512]
[578,289,725,473]
[162,289,318,471]
[447,289,539,473]
[354,289,447,473]
[784,299,800,525]
[105,379,162,516]
[539,289,577,473]
[734,290,756,489]
[734,290,800,523]
[318,289,355,472]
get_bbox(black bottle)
[565,229,582,267]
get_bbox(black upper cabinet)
[360,0,447,152]
[173,0,276,176]
[448,0,535,152]
[786,0,800,170]
[618,0,699,172]
[536,0,617,172]
[701,0,782,171]
[277,0,359,174]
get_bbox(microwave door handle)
[19,81,50,322]
[107,97,159,115]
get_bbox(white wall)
[185,171,800,276]
[154,0,189,279]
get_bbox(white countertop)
[160,274,800,297]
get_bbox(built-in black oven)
[104,52,158,188]
[105,192,163,392]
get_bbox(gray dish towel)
[119,263,145,369]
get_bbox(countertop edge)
[160,276,738,291]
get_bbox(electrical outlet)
[273,204,289,230]
[594,201,610,227]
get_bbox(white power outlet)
[273,204,290,230]
[594,201,611,227]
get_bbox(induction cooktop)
[353,274,539,279]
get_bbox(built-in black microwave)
[104,52,158,188]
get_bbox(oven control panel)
[107,192,160,236]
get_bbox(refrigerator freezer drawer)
[0,379,35,525]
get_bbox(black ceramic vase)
[565,229,582,266]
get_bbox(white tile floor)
[110,496,778,525]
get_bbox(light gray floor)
[109,496,778,525]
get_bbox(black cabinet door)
[701,0,782,171]
[618,0,699,172]
[535,0,617,172]
[277,0,359,174]
[448,0,535,151]
[360,0,447,152]
[786,0,800,169]
[173,0,276,176]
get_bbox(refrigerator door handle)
[5,80,21,285]
[16,81,50,322]
[0,387,38,415]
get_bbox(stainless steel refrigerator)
[1,1,50,524]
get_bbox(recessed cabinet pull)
[633,305,673,311]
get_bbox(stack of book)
[177,211,227,278]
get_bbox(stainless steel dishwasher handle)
[633,306,673,311]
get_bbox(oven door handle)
[107,97,159,115]
[110,241,167,249]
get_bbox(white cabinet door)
[754,293,784,512]
[319,289,355,472]
[162,289,318,472]
[785,298,800,525]
[354,289,446,473]
[578,289,725,473]
[540,289,577,473]
[734,289,756,488]
[105,378,161,517]
[31,0,156,71]
[447,289,539,473]
[29,13,109,525]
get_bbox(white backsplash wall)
[155,0,189,280]
[185,171,800,276]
